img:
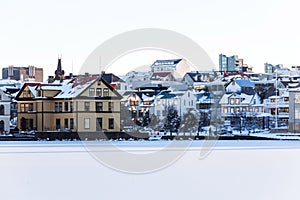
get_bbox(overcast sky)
[0,0,299,78]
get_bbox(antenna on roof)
[99,56,102,74]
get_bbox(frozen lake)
[1,140,300,200]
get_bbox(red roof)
[110,83,118,89]
[151,72,172,77]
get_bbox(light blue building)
[219,54,244,72]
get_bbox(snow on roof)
[152,59,182,66]
[282,91,289,97]
[219,94,231,104]
[240,93,254,104]
[142,94,155,101]
[220,93,255,104]
[28,86,37,97]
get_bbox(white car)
[148,134,163,141]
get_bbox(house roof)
[151,72,172,78]
[101,73,124,83]
[16,75,122,100]
[151,59,182,66]
[185,72,205,82]
[219,93,256,105]
[235,79,255,88]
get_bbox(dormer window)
[37,90,41,97]
[96,88,102,96]
[89,88,95,97]
[103,88,109,97]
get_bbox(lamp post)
[294,97,296,134]
[275,71,278,128]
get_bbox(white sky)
[0,0,300,78]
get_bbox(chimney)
[48,76,54,83]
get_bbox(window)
[59,102,62,112]
[64,119,68,129]
[230,98,234,105]
[108,118,114,129]
[64,102,68,112]
[84,102,90,111]
[157,110,161,116]
[70,102,74,112]
[223,108,228,113]
[89,88,95,96]
[56,119,61,130]
[25,104,29,112]
[131,110,137,118]
[96,88,102,96]
[0,105,4,115]
[96,102,103,112]
[235,98,240,105]
[103,88,109,97]
[295,108,300,119]
[0,120,4,132]
[96,118,102,131]
[28,103,33,111]
[37,90,41,97]
[70,118,74,129]
[230,108,234,113]
[130,99,139,106]
[84,118,90,129]
[20,104,25,112]
[156,100,160,106]
[55,102,59,112]
[20,103,34,112]
[108,102,114,111]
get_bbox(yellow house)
[16,75,122,133]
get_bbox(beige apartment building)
[16,76,122,133]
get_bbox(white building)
[263,91,289,128]
[151,59,191,80]
[219,92,265,129]
[0,89,12,134]
[154,89,197,119]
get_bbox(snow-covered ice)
[0,140,300,200]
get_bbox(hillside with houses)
[0,55,300,140]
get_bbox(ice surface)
[0,140,300,200]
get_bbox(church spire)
[54,55,65,81]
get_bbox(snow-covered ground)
[1,140,300,200]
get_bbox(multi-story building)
[219,92,265,129]
[16,75,121,133]
[150,59,190,80]
[0,89,12,134]
[264,63,283,74]
[264,92,289,128]
[154,89,197,119]
[289,89,300,132]
[2,66,43,82]
[219,54,244,72]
